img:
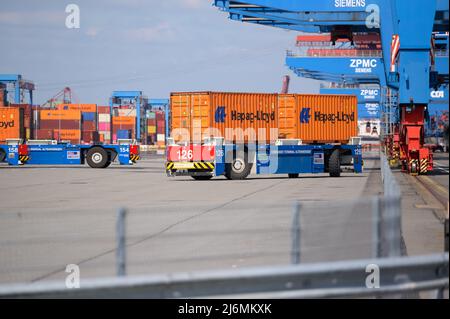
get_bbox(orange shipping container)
[57,104,97,113]
[40,110,81,120]
[54,129,81,140]
[170,92,278,143]
[113,116,136,125]
[279,94,357,144]
[170,92,357,144]
[0,107,24,142]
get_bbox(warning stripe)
[166,162,175,170]
[19,156,29,162]
[391,34,400,72]
[166,162,215,171]
[420,159,428,173]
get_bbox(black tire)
[191,175,213,181]
[329,149,341,177]
[86,147,109,168]
[225,150,252,180]
[288,173,299,178]
[0,149,5,162]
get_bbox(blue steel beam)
[110,91,145,141]
[286,56,386,85]
[214,0,449,91]
[0,74,35,105]
[320,87,382,118]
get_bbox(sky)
[0,0,320,105]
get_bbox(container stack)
[9,104,34,139]
[0,84,5,107]
[57,104,98,144]
[156,110,166,148]
[112,116,135,142]
[0,107,25,143]
[97,106,111,143]
[146,111,157,144]
[38,109,82,144]
[111,104,137,142]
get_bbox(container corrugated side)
[40,110,81,121]
[0,107,24,142]
[171,92,278,143]
[295,94,357,144]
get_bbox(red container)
[113,124,135,131]
[0,87,4,107]
[157,120,165,134]
[82,131,100,143]
[39,120,80,130]
[36,129,54,139]
[82,121,96,131]
[147,118,156,126]
[97,106,110,114]
[9,104,33,129]
[155,111,165,121]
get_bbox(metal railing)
[286,49,383,58]
[0,253,447,299]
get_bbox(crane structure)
[41,87,73,109]
[213,0,449,175]
[109,91,148,143]
[0,74,35,105]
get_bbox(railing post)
[116,208,127,277]
[372,196,381,258]
[291,202,301,265]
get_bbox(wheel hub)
[92,153,103,164]
[233,158,245,173]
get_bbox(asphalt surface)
[0,152,383,285]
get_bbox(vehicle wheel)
[191,175,213,181]
[103,161,112,168]
[86,147,109,168]
[288,173,299,178]
[0,149,5,162]
[329,149,341,177]
[225,151,252,180]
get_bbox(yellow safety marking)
[166,162,175,170]
[172,162,196,169]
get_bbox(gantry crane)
[213,0,449,175]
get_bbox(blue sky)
[0,0,320,105]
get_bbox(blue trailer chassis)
[0,143,139,167]
[166,143,363,179]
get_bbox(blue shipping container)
[117,129,131,139]
[82,112,96,122]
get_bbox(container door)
[278,94,297,140]
[171,94,191,142]
[190,93,211,143]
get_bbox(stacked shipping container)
[8,104,34,139]
[98,106,111,143]
[0,84,5,107]
[57,104,98,144]
[0,107,25,143]
[38,109,82,144]
[170,92,357,144]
